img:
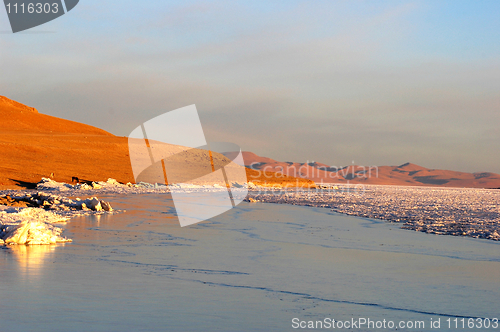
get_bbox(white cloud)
[1,1,499,173]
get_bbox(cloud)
[1,1,499,173]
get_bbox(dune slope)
[230,151,500,189]
[0,96,134,188]
[0,96,314,189]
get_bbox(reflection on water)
[1,195,499,332]
[9,244,60,279]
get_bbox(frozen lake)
[1,193,499,331]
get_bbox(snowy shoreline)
[0,179,121,245]
[246,185,500,241]
[0,177,253,245]
[2,178,499,244]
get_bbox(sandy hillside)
[0,96,134,188]
[226,151,500,189]
[0,96,314,189]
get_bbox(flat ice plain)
[9,178,500,242]
[1,191,499,331]
[248,185,500,241]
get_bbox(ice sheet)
[247,185,500,241]
[35,177,253,195]
[0,192,117,245]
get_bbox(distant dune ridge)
[0,96,312,189]
[225,151,500,189]
[1,95,497,189]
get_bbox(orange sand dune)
[231,152,500,189]
[0,96,133,188]
[0,96,313,189]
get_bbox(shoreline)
[2,178,499,245]
[0,186,117,245]
[3,197,499,331]
[246,185,500,242]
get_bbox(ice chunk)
[0,208,71,245]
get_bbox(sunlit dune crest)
[0,96,313,189]
[230,152,500,189]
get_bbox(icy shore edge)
[0,182,117,245]
[246,185,500,241]
[5,178,498,243]
[0,177,256,245]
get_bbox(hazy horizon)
[1,1,499,173]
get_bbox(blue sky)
[1,0,499,173]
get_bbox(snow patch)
[35,178,253,195]
[0,193,116,245]
[0,208,71,245]
[247,185,500,241]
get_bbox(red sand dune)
[0,95,133,188]
[0,96,313,189]
[227,152,500,189]
[2,95,496,190]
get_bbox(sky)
[0,0,499,173]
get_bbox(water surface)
[1,194,499,331]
